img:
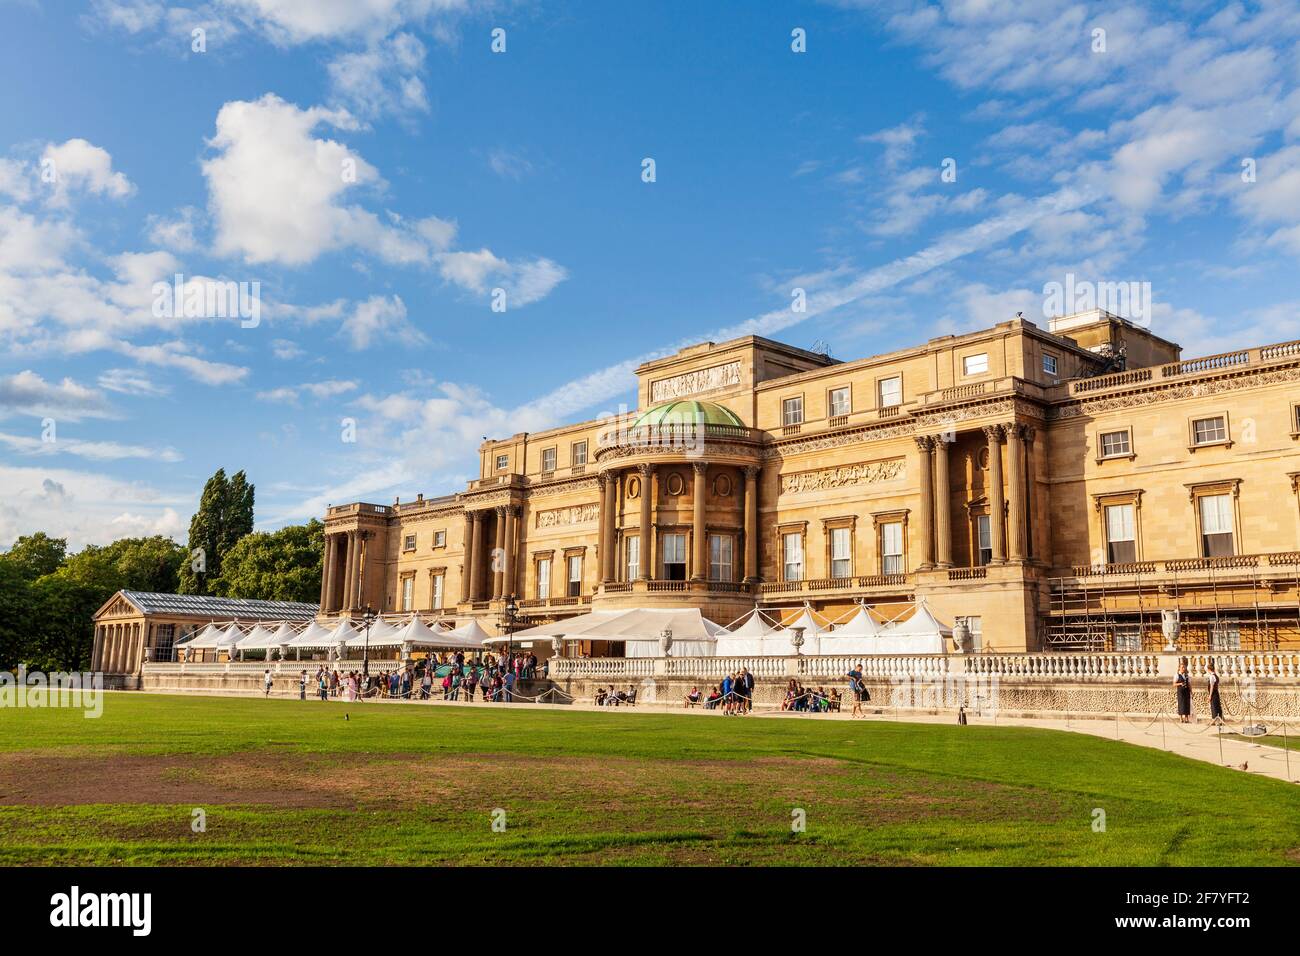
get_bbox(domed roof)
[630,400,745,429]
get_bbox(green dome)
[630,400,745,429]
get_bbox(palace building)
[319,310,1300,654]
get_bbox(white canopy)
[289,619,338,648]
[177,623,223,648]
[510,608,726,657]
[235,623,280,650]
[714,609,779,657]
[346,616,404,647]
[437,617,499,650]
[777,607,829,655]
[184,622,243,649]
[816,605,886,655]
[876,601,951,654]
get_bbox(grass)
[1,693,1298,866]
[1227,732,1300,752]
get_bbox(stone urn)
[952,618,971,653]
[334,641,347,662]
[551,636,564,657]
[278,643,291,661]
[790,626,806,656]
[1161,609,1181,652]
[658,628,674,658]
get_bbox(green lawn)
[1,693,1298,866]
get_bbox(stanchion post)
[1217,721,1224,765]
[1284,721,1291,782]
[1160,713,1166,751]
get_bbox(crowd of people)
[594,686,638,706]
[271,650,545,705]
[780,680,841,713]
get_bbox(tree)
[3,532,67,579]
[57,536,186,595]
[178,468,255,594]
[212,519,324,603]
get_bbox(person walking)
[1206,658,1224,724]
[317,669,329,701]
[1173,658,1192,723]
[847,663,865,718]
[299,669,308,701]
[263,669,273,697]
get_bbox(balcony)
[757,573,910,598]
[1067,338,1300,399]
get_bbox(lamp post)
[501,594,520,659]
[361,604,376,677]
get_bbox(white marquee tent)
[714,608,780,657]
[814,605,884,655]
[875,601,951,655]
[288,619,339,648]
[509,608,726,657]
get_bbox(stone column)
[321,535,336,611]
[691,462,708,582]
[604,471,621,583]
[468,511,485,602]
[597,473,610,583]
[91,625,102,672]
[1023,426,1037,560]
[492,506,507,599]
[342,531,357,610]
[503,505,518,599]
[318,535,331,608]
[914,437,935,569]
[637,463,655,581]
[461,513,475,603]
[1007,423,1027,562]
[743,465,761,584]
[984,424,1007,564]
[354,531,369,611]
[935,434,956,567]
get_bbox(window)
[495,454,509,471]
[708,534,733,583]
[403,534,416,552]
[877,376,902,408]
[963,353,989,376]
[625,536,640,580]
[829,386,851,417]
[1199,493,1235,557]
[536,557,551,599]
[433,530,446,548]
[1042,353,1058,376]
[542,447,557,472]
[782,396,804,426]
[153,624,175,662]
[401,576,414,611]
[963,616,982,653]
[1113,626,1141,652]
[431,574,444,610]
[571,441,588,466]
[976,514,992,566]
[830,527,852,578]
[1099,430,1131,458]
[566,554,583,597]
[881,521,904,575]
[662,533,687,581]
[782,532,803,581]
[1192,415,1227,446]
[1210,620,1241,651]
[1104,504,1136,564]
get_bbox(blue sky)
[1,0,1298,549]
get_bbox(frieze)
[535,503,600,528]
[762,421,915,459]
[778,458,906,496]
[650,360,742,402]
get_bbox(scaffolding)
[1047,553,1300,652]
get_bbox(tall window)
[708,534,733,582]
[829,387,851,417]
[976,515,992,566]
[782,396,804,426]
[1199,494,1235,556]
[625,536,640,580]
[963,353,989,375]
[536,557,551,599]
[495,454,509,471]
[662,533,687,581]
[431,574,444,610]
[1210,620,1241,650]
[830,527,852,578]
[154,624,176,662]
[567,554,583,596]
[571,441,587,466]
[433,530,446,548]
[877,376,902,408]
[1105,504,1136,563]
[542,447,557,472]
[401,576,414,611]
[881,522,904,575]
[403,534,416,551]
[1113,626,1141,652]
[1192,415,1227,446]
[782,532,803,581]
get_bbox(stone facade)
[319,310,1300,654]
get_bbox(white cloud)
[0,430,182,462]
[97,368,171,397]
[256,379,359,403]
[327,32,429,119]
[146,206,201,252]
[0,371,114,421]
[0,462,189,550]
[437,248,567,305]
[41,139,134,207]
[487,147,535,180]
[338,294,426,349]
